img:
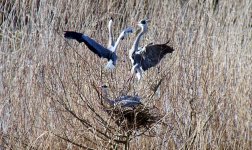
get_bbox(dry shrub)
[102,103,163,131]
[0,0,251,149]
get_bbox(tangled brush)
[105,105,163,130]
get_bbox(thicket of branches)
[0,0,251,149]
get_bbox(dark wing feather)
[140,43,174,71]
[64,31,113,60]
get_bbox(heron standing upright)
[129,19,174,80]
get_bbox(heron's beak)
[146,19,151,23]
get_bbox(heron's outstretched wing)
[64,31,113,60]
[140,43,174,71]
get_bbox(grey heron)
[100,85,142,108]
[129,19,174,80]
[64,22,133,70]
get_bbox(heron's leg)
[110,70,113,80]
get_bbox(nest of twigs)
[92,83,163,130]
[104,105,163,130]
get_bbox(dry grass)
[0,0,251,149]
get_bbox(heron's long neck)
[113,32,125,52]
[108,23,114,48]
[129,28,145,57]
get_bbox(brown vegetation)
[0,0,251,149]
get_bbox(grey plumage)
[64,21,133,70]
[100,85,142,108]
[114,95,142,108]
[107,17,133,52]
[129,19,174,80]
[134,41,174,71]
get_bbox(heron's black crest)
[140,20,146,24]
[101,85,108,88]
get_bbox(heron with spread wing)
[129,19,174,80]
[64,19,133,70]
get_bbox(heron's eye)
[140,20,146,24]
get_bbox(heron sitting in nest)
[100,85,142,108]
[97,85,162,130]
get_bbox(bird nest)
[104,105,163,130]
[92,83,163,131]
